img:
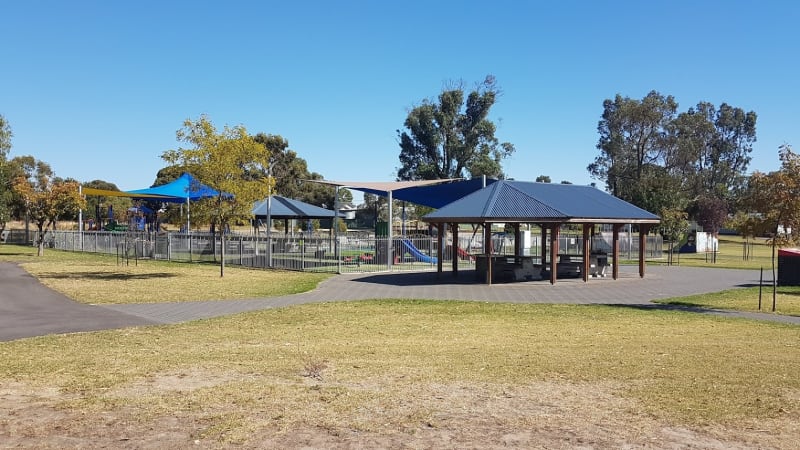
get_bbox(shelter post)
[437,223,445,276]
[582,223,592,282]
[387,190,393,268]
[484,222,492,285]
[638,224,651,278]
[450,223,457,276]
[541,225,548,266]
[612,224,623,280]
[549,224,560,284]
[513,223,521,256]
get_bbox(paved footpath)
[2,262,798,342]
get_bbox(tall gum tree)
[161,115,271,277]
[397,75,515,181]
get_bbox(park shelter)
[252,195,341,230]
[423,180,661,284]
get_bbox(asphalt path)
[2,262,797,342]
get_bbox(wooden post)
[638,224,650,278]
[485,222,492,285]
[582,223,592,282]
[435,223,444,276]
[550,223,560,285]
[612,224,623,280]
[451,223,458,276]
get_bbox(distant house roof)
[423,180,660,224]
[252,195,340,219]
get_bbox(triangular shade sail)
[252,196,341,219]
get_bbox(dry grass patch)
[1,300,799,448]
[0,244,328,303]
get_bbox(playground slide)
[400,239,438,264]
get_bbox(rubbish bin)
[778,248,800,286]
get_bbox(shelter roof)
[310,178,496,209]
[126,173,220,203]
[252,195,340,219]
[424,180,660,224]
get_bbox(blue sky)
[2,1,798,200]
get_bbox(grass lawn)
[0,244,330,304]
[654,236,781,270]
[2,242,799,447]
[655,285,800,316]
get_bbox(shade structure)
[126,173,220,202]
[126,173,225,233]
[252,195,341,219]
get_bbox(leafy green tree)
[252,133,348,209]
[588,91,678,200]
[658,208,689,265]
[397,75,515,181]
[535,175,551,183]
[161,115,271,277]
[743,144,800,310]
[0,114,13,234]
[668,102,756,199]
[11,158,84,255]
[82,180,131,229]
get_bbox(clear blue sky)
[2,1,798,200]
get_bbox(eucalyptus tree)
[588,91,678,202]
[397,75,514,181]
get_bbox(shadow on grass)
[38,271,177,281]
[605,303,800,322]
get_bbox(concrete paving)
[2,262,797,342]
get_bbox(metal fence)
[19,229,661,274]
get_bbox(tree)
[397,75,515,181]
[658,207,689,265]
[693,194,728,263]
[535,175,551,183]
[588,91,678,201]
[82,180,131,229]
[11,158,84,255]
[161,115,271,277]
[0,114,13,234]
[668,102,757,199]
[743,144,800,311]
[252,133,347,208]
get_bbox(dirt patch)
[1,378,795,449]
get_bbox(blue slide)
[400,239,438,264]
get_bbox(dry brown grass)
[1,301,798,447]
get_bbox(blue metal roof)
[424,180,660,223]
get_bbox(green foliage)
[588,92,757,218]
[81,180,132,227]
[162,115,271,275]
[397,75,515,180]
[11,158,85,255]
[0,114,12,232]
[535,175,551,183]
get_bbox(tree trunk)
[772,239,777,312]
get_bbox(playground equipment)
[400,239,437,264]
